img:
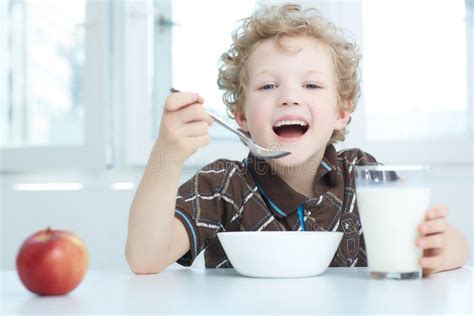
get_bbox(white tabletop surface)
[1,266,472,315]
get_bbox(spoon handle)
[206,111,249,140]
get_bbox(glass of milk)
[354,165,431,280]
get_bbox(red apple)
[16,227,89,296]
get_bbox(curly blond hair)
[217,3,361,143]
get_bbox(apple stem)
[46,226,51,234]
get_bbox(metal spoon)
[170,88,291,159]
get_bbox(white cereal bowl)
[217,231,343,278]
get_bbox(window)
[171,0,256,139]
[362,0,469,142]
[343,0,473,164]
[2,0,471,171]
[118,0,474,167]
[0,0,110,170]
[124,0,256,167]
[1,0,85,147]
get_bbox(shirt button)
[312,223,322,231]
[346,258,353,266]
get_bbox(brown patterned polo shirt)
[174,144,379,269]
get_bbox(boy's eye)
[304,83,321,89]
[259,83,277,90]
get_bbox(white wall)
[1,164,472,271]
[1,180,134,271]
[0,169,206,271]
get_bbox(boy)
[125,4,469,275]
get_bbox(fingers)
[157,91,213,162]
[423,248,441,257]
[418,218,447,236]
[420,254,443,270]
[190,134,212,147]
[165,92,204,112]
[418,205,449,277]
[425,205,448,220]
[181,121,211,137]
[420,246,444,276]
[416,233,445,249]
[175,103,214,125]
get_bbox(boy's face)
[236,36,350,167]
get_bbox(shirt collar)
[244,144,339,218]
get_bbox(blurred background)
[1,0,473,270]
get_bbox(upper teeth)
[274,120,308,127]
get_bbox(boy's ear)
[335,100,352,130]
[234,110,250,132]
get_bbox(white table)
[1,266,472,315]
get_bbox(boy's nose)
[279,96,302,107]
[281,100,300,106]
[278,86,303,106]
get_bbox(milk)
[356,186,431,273]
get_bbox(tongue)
[277,125,304,138]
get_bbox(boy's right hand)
[155,92,214,164]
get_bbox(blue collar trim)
[255,182,287,217]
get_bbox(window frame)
[336,0,473,165]
[126,0,473,168]
[0,0,8,146]
[3,1,470,172]
[123,0,249,168]
[120,0,156,167]
[0,0,110,171]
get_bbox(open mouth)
[272,119,310,139]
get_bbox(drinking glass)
[354,165,431,280]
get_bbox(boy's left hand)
[416,205,449,276]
